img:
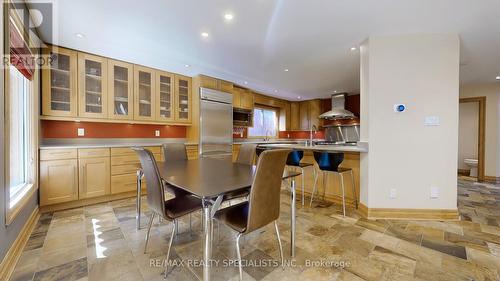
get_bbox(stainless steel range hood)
[319,93,355,120]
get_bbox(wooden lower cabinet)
[232,144,241,162]
[40,159,79,206]
[79,157,110,199]
[185,144,199,160]
[111,173,139,194]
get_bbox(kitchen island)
[258,142,368,208]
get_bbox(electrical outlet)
[430,187,439,198]
[77,128,85,136]
[155,130,160,137]
[389,188,397,199]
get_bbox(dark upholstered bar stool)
[286,150,316,206]
[310,151,357,216]
[133,147,202,277]
[213,149,291,281]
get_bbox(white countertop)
[259,142,368,153]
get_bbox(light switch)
[389,188,397,199]
[155,130,160,137]
[424,116,440,126]
[430,187,439,198]
[77,128,85,136]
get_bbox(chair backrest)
[133,147,166,216]
[313,151,344,172]
[162,143,187,163]
[235,144,257,165]
[286,150,304,166]
[255,146,267,157]
[245,149,291,234]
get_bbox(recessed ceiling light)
[201,32,209,38]
[350,47,357,51]
[334,90,337,93]
[274,90,278,93]
[284,69,289,72]
[243,81,248,85]
[75,33,85,38]
[224,13,234,21]
[297,96,301,99]
[184,64,190,67]
[496,76,500,80]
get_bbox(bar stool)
[286,150,316,206]
[310,151,357,216]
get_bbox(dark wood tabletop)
[157,158,302,199]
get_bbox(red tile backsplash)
[41,120,186,138]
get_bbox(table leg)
[136,169,143,230]
[290,178,296,257]
[202,199,212,281]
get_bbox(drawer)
[111,174,147,194]
[111,146,161,156]
[40,149,77,161]
[111,153,161,166]
[78,148,110,158]
[111,164,140,176]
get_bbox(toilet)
[464,158,478,177]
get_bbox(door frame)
[459,97,486,181]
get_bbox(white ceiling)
[31,0,500,100]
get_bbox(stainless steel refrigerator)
[199,87,233,159]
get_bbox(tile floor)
[9,179,500,281]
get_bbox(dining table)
[135,157,301,281]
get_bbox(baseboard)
[0,207,40,281]
[357,203,459,220]
[39,190,144,213]
[457,169,470,176]
[295,189,358,207]
[484,176,500,183]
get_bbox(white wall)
[459,83,500,177]
[458,102,479,170]
[360,34,460,210]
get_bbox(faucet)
[264,130,272,141]
[309,125,317,146]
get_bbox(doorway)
[458,97,485,181]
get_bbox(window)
[248,107,278,138]
[5,7,38,224]
[8,65,32,208]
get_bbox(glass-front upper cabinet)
[78,53,108,118]
[42,46,78,117]
[174,75,191,123]
[155,71,174,122]
[134,65,156,121]
[108,60,133,120]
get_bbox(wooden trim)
[0,207,39,281]
[39,115,191,126]
[297,189,358,208]
[357,203,459,220]
[39,190,142,213]
[457,169,470,176]
[459,97,486,182]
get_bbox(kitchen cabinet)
[42,46,78,117]
[290,100,321,130]
[290,102,300,130]
[108,59,134,120]
[232,87,254,110]
[174,75,192,123]
[110,146,161,194]
[185,144,199,160]
[78,53,108,118]
[40,149,78,206]
[155,71,175,122]
[199,75,233,93]
[134,65,156,121]
[78,148,110,199]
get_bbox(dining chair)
[162,143,188,162]
[223,144,257,203]
[213,149,291,281]
[133,147,202,277]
